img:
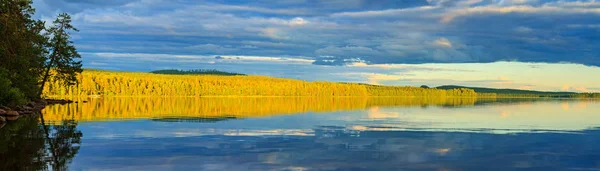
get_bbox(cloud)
[441,3,600,23]
[330,6,438,18]
[432,37,453,48]
[366,73,403,85]
[498,76,510,81]
[288,17,308,26]
[562,86,598,93]
[312,56,366,66]
[261,28,287,39]
[367,106,399,119]
[185,44,237,54]
[315,46,384,57]
[573,86,591,92]
[31,0,600,67]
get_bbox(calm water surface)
[2,97,600,170]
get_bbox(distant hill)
[436,85,577,96]
[150,69,245,76]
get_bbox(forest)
[438,85,600,98]
[1,0,81,106]
[3,1,598,107]
[42,70,479,97]
[43,70,600,98]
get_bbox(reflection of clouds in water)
[561,101,570,111]
[352,100,600,133]
[70,99,600,138]
[367,106,400,119]
[349,125,368,131]
[500,111,510,118]
[435,148,451,156]
[575,100,589,111]
[71,128,600,170]
[89,128,316,139]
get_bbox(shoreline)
[0,99,75,125]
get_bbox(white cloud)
[442,4,600,23]
[316,46,384,57]
[34,0,600,77]
[432,37,453,48]
[185,44,237,53]
[261,28,288,39]
[288,17,308,26]
[330,6,438,18]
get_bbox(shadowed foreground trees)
[39,13,83,96]
[0,0,47,102]
[0,0,81,106]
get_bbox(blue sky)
[31,0,600,92]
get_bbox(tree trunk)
[38,57,55,96]
[38,23,65,97]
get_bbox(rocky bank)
[0,99,74,127]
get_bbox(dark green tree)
[39,13,83,96]
[0,0,48,100]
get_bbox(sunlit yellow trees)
[43,70,478,97]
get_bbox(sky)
[31,0,600,92]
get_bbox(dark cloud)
[34,0,138,15]
[31,0,600,67]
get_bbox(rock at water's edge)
[5,115,18,121]
[26,102,36,107]
[20,110,33,115]
[23,106,33,111]
[5,111,19,116]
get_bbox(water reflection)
[41,97,482,123]
[40,97,582,123]
[1,98,599,170]
[0,115,82,171]
[70,127,600,170]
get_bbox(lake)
[2,97,600,170]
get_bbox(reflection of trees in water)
[152,116,238,123]
[42,118,82,171]
[0,116,47,170]
[42,97,598,123]
[0,114,82,171]
[43,97,481,122]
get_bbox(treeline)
[366,85,477,97]
[1,0,81,106]
[570,93,600,98]
[42,70,479,97]
[150,69,245,76]
[437,85,600,98]
[475,92,600,98]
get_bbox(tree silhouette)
[39,13,83,96]
[40,115,82,171]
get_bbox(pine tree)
[39,13,83,96]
